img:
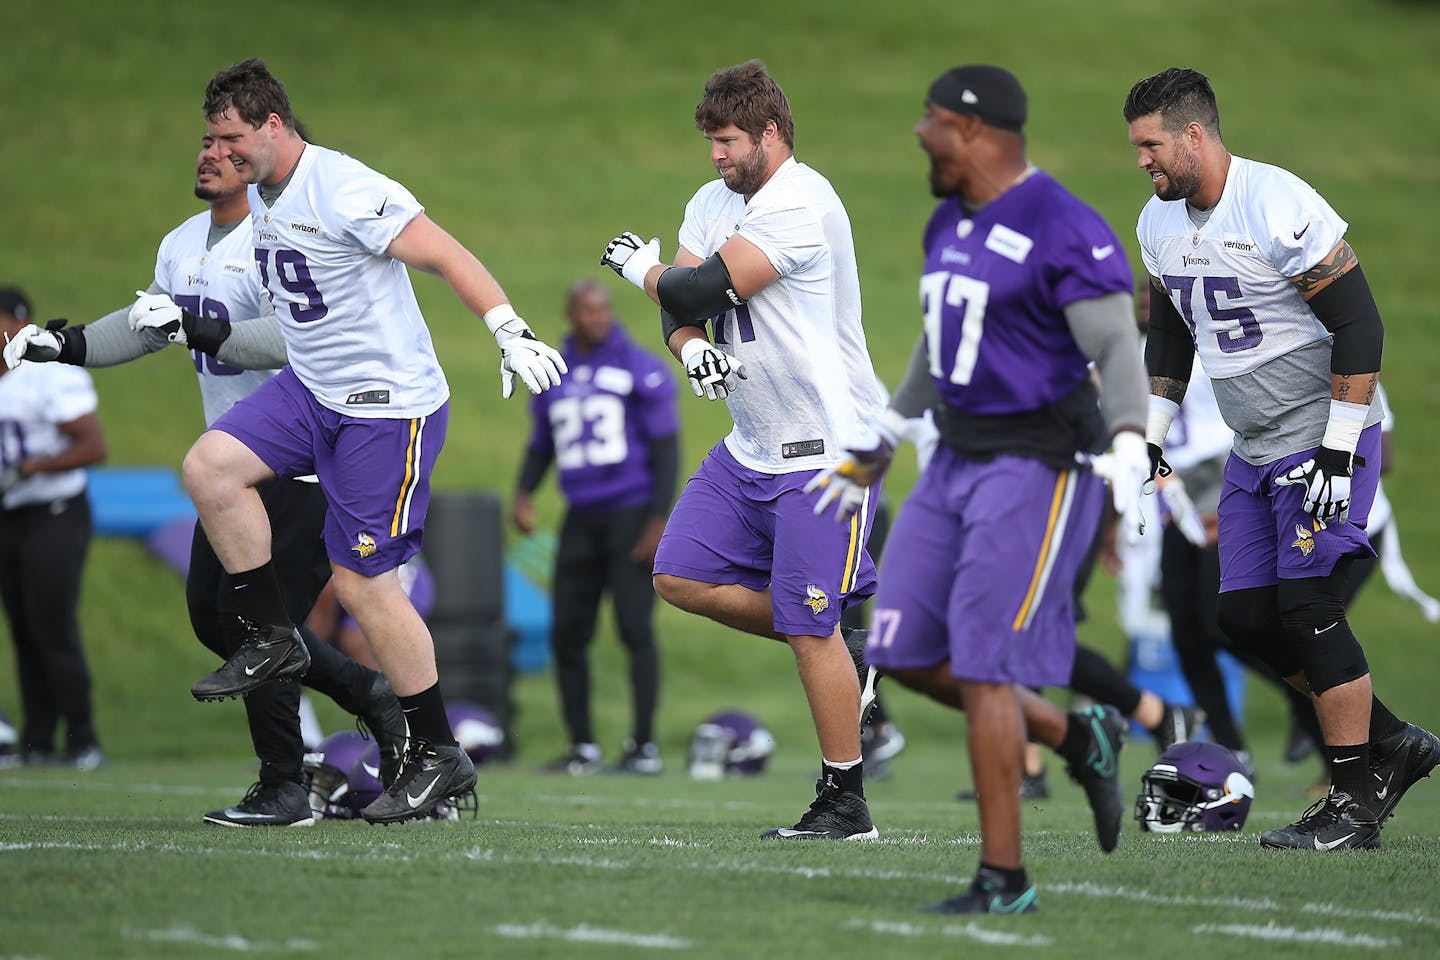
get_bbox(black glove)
[181,311,232,356]
[1275,445,1354,524]
[1143,442,1172,494]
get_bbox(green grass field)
[4,0,1440,956]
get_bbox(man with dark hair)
[1124,66,1438,850]
[600,60,887,839]
[4,133,409,826]
[177,58,565,824]
[0,288,107,771]
[514,279,679,775]
[809,64,1148,913]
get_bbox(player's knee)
[1279,579,1367,695]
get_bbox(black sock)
[1323,743,1372,808]
[221,561,291,627]
[977,862,1029,894]
[1368,696,1407,743]
[398,684,457,746]
[822,760,864,797]
[1056,714,1090,767]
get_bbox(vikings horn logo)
[1291,523,1315,557]
[804,584,829,615]
[352,532,377,559]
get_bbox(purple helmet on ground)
[302,730,371,820]
[1135,741,1255,833]
[446,701,505,766]
[688,710,776,780]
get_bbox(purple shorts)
[210,366,448,575]
[868,448,1105,687]
[653,442,878,637]
[1218,425,1381,592]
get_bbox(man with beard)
[807,65,1149,913]
[3,131,408,826]
[1123,66,1438,850]
[600,60,887,839]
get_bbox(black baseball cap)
[0,287,33,322]
[927,65,1027,132]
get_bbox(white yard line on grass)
[494,923,691,949]
[121,926,316,952]
[857,920,1051,947]
[1192,922,1400,950]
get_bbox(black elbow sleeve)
[1145,287,1194,382]
[1308,265,1383,375]
[655,253,745,325]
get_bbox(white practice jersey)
[0,363,97,509]
[153,211,277,426]
[1138,155,1380,464]
[678,157,883,473]
[247,144,448,418]
[1164,356,1231,474]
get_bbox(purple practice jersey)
[921,171,1133,416]
[527,325,679,511]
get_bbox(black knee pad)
[1215,586,1300,676]
[1278,577,1369,695]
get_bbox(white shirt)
[0,363,98,509]
[153,211,278,426]
[678,157,883,473]
[248,144,449,418]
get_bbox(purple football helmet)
[302,730,371,820]
[446,701,505,766]
[1135,741,1255,833]
[687,710,776,780]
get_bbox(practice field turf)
[5,0,1440,956]
[4,739,1439,959]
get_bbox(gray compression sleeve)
[1064,292,1147,435]
[214,298,288,370]
[888,334,941,419]
[80,307,166,367]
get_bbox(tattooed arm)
[1293,240,1382,406]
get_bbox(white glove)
[898,409,940,473]
[1078,431,1150,544]
[1275,446,1353,524]
[3,324,61,370]
[680,337,745,401]
[1159,479,1209,547]
[601,232,663,289]
[804,410,904,522]
[128,290,186,343]
[495,319,567,398]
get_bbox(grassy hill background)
[4,0,1440,771]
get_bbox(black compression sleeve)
[647,434,680,517]
[655,253,745,324]
[516,446,552,495]
[1144,285,1194,382]
[660,308,704,346]
[1306,265,1384,375]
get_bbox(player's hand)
[679,337,745,401]
[1158,478,1208,547]
[511,494,537,535]
[1079,431,1150,544]
[630,516,666,568]
[128,290,186,343]
[805,410,903,522]
[601,232,663,289]
[3,323,63,369]
[1144,442,1172,495]
[495,320,567,398]
[1275,445,1353,524]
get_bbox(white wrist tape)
[1145,395,1180,446]
[483,303,522,336]
[1322,399,1369,454]
[680,337,711,367]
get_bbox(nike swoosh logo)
[220,809,275,820]
[1315,832,1355,850]
[1294,223,1310,240]
[1375,772,1393,800]
[244,658,272,677]
[375,198,388,217]
[1091,245,1115,260]
[1314,622,1339,635]
[406,772,441,808]
[1332,755,1359,763]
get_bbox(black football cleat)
[925,870,1038,915]
[761,771,878,840]
[1065,704,1126,853]
[1370,722,1440,824]
[204,780,315,827]
[1259,789,1380,850]
[355,672,407,787]
[361,738,476,825]
[610,739,663,775]
[192,620,310,701]
[842,627,879,727]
